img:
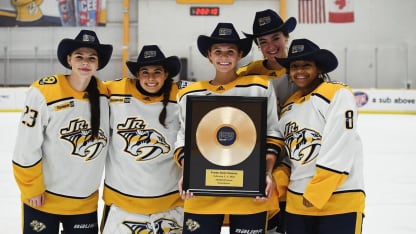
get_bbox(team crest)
[177,80,193,89]
[117,117,170,161]
[30,220,46,232]
[144,50,157,59]
[218,27,232,36]
[285,122,321,164]
[123,218,182,234]
[291,45,305,54]
[60,119,107,161]
[185,219,200,232]
[38,76,57,85]
[258,16,271,26]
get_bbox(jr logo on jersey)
[117,117,170,161]
[60,119,107,161]
[285,122,321,164]
[38,76,57,85]
[123,218,182,234]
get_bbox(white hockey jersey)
[12,74,109,215]
[278,81,365,215]
[103,77,183,214]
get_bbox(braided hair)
[159,78,173,128]
[86,76,101,138]
[135,75,173,128]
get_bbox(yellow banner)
[177,0,233,4]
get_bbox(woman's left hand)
[255,172,275,200]
[28,193,45,207]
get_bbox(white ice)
[1,112,415,233]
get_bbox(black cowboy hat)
[197,22,252,58]
[57,30,113,71]
[276,38,338,73]
[126,45,181,79]
[243,9,296,44]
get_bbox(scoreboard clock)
[190,7,220,16]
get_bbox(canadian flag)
[328,0,354,23]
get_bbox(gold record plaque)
[183,96,267,197]
[196,107,256,166]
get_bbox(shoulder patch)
[177,80,194,89]
[38,76,58,85]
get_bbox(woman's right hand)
[178,175,194,200]
[29,193,45,207]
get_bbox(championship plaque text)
[205,169,243,187]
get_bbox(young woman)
[12,30,112,233]
[276,39,366,234]
[239,9,298,109]
[239,9,298,233]
[174,22,284,234]
[239,9,296,77]
[101,45,184,233]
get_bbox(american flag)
[298,0,326,24]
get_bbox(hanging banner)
[0,0,107,27]
[328,0,354,23]
[298,0,326,24]
[354,89,416,115]
[177,0,233,3]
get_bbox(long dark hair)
[316,63,332,82]
[159,78,173,128]
[86,76,101,138]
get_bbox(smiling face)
[136,65,168,94]
[67,47,99,79]
[207,43,242,74]
[289,60,322,95]
[257,31,289,61]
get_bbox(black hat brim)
[126,56,181,79]
[276,49,338,73]
[197,35,252,58]
[57,39,113,71]
[243,17,297,44]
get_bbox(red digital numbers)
[190,7,220,16]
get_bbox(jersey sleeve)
[173,92,187,167]
[303,88,358,209]
[12,86,48,199]
[271,74,298,111]
[273,162,291,200]
[266,81,285,156]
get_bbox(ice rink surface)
[1,112,415,233]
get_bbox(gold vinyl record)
[196,106,257,166]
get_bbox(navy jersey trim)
[104,183,179,198]
[12,158,42,168]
